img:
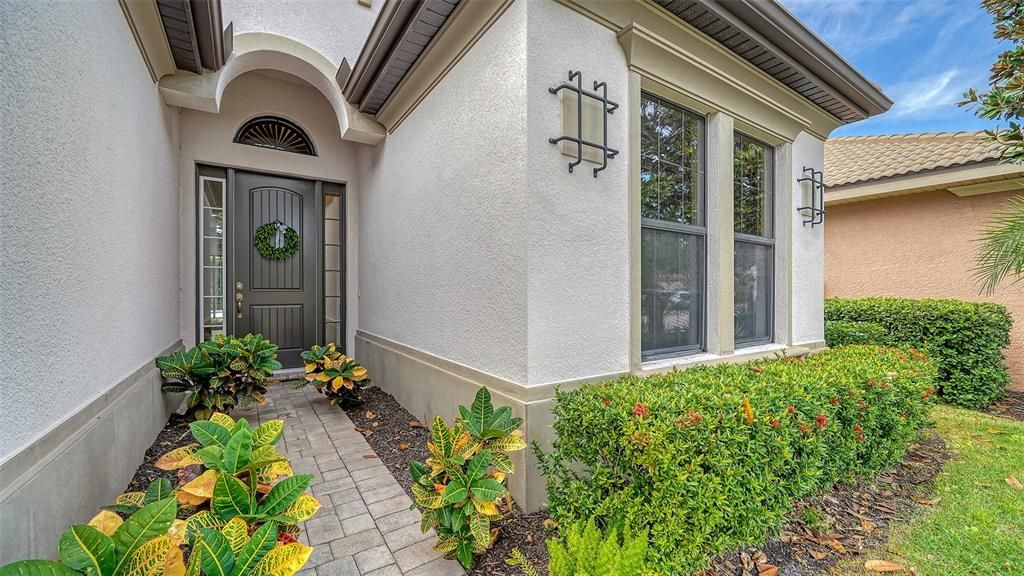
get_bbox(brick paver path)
[234,385,465,576]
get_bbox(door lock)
[235,282,244,318]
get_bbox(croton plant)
[409,387,526,568]
[295,343,369,407]
[157,334,282,420]
[0,413,319,576]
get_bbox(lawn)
[842,405,1024,576]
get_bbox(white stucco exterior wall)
[178,71,362,353]
[221,0,382,69]
[524,0,631,384]
[790,131,826,345]
[0,0,180,458]
[356,0,529,383]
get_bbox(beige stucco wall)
[825,189,1024,391]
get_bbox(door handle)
[235,284,244,319]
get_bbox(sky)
[782,0,1003,136]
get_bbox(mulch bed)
[124,413,198,520]
[988,389,1024,422]
[345,387,551,576]
[705,432,949,576]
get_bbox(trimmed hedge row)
[825,320,889,347]
[825,297,1012,408]
[537,346,936,575]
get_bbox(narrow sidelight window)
[733,132,774,347]
[640,93,706,360]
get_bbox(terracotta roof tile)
[824,131,1000,187]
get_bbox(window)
[323,186,344,349]
[733,132,774,347]
[640,93,706,359]
[199,176,227,341]
[233,116,317,156]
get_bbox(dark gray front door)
[231,171,317,368]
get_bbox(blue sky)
[782,0,1002,136]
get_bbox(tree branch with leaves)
[961,0,1024,293]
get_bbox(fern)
[504,549,540,576]
[544,519,648,576]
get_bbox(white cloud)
[886,68,978,118]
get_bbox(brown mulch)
[988,389,1024,422]
[345,387,551,576]
[704,432,949,576]
[124,413,199,520]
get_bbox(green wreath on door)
[254,220,300,261]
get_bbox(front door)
[230,171,318,368]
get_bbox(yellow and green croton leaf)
[248,543,311,576]
[0,560,81,576]
[111,498,177,576]
[154,445,203,471]
[119,535,176,576]
[220,519,249,555]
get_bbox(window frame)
[733,131,775,349]
[197,173,228,343]
[639,91,708,361]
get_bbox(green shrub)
[410,387,526,568]
[506,520,648,576]
[157,333,283,420]
[825,297,1012,408]
[536,346,936,575]
[825,320,889,347]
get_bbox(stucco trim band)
[0,341,183,559]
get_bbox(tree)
[961,0,1024,293]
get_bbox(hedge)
[825,297,1012,408]
[537,346,936,575]
[825,320,889,347]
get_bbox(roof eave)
[718,0,892,120]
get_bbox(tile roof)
[824,131,1000,187]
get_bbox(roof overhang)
[342,0,513,132]
[120,0,231,81]
[825,161,1024,206]
[652,0,891,123]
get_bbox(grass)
[839,405,1024,576]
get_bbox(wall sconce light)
[548,70,619,177]
[796,167,825,227]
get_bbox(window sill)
[638,343,804,375]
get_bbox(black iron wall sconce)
[548,70,619,177]
[796,167,825,227]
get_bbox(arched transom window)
[233,116,317,156]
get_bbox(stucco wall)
[356,0,529,384]
[0,0,180,459]
[221,0,382,69]
[791,132,826,345]
[524,0,631,384]
[178,71,362,353]
[825,190,1024,390]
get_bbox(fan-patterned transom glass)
[233,116,316,156]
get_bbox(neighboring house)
[824,132,1024,391]
[0,0,889,557]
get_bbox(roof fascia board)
[826,162,1024,205]
[949,177,1024,197]
[374,0,515,132]
[119,0,177,82]
[722,0,891,118]
[695,0,875,120]
[342,0,420,104]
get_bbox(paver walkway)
[234,385,465,576]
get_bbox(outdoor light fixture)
[796,166,825,226]
[548,70,619,177]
